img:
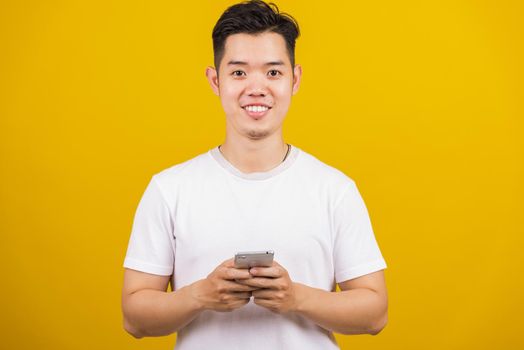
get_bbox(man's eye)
[268,70,281,77]
[232,70,246,77]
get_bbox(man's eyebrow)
[227,60,286,66]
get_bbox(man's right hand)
[189,258,259,312]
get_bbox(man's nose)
[246,74,268,96]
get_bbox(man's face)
[207,32,301,141]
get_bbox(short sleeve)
[333,182,387,283]
[123,176,175,276]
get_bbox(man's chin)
[245,128,271,140]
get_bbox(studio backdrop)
[1,1,522,349]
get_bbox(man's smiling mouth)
[243,105,270,112]
[241,104,272,119]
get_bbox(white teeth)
[245,105,269,113]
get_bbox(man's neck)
[218,137,290,174]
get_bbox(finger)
[231,268,254,280]
[234,279,261,289]
[221,280,261,292]
[229,282,260,292]
[251,289,274,299]
[250,260,286,277]
[220,266,252,280]
[249,266,283,278]
[230,291,253,299]
[235,277,276,289]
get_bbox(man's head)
[212,0,300,73]
[206,1,302,141]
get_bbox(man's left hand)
[235,260,304,314]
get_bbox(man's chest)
[171,183,334,288]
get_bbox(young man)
[122,1,388,348]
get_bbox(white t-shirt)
[124,144,387,349]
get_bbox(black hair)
[212,0,300,72]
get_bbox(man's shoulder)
[297,147,356,189]
[152,148,213,186]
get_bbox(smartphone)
[234,250,274,269]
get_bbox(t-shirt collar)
[209,144,300,181]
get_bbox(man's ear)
[292,64,302,95]
[206,66,220,96]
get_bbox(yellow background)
[1,0,522,349]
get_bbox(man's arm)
[122,259,259,338]
[294,270,388,335]
[240,263,388,335]
[121,269,203,338]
